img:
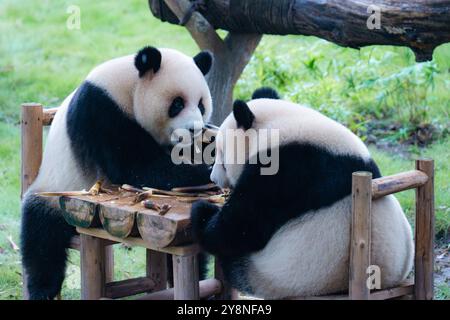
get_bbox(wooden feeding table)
[22,104,436,300]
[37,184,228,300]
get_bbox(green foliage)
[235,37,450,145]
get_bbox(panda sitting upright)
[191,88,413,298]
[21,46,214,300]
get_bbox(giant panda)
[191,88,414,298]
[21,46,214,300]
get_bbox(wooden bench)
[21,103,434,300]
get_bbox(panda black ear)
[193,51,213,75]
[135,46,162,77]
[233,100,254,130]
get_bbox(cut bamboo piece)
[171,183,219,193]
[59,194,118,228]
[414,159,434,300]
[136,196,193,247]
[137,211,191,248]
[99,197,138,238]
[371,170,428,199]
[349,171,372,300]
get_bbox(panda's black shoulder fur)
[66,81,211,189]
[191,142,381,258]
[251,87,280,100]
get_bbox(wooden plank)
[42,107,58,126]
[288,281,414,300]
[105,277,155,299]
[76,227,200,256]
[21,103,43,198]
[146,250,168,291]
[80,234,108,300]
[173,254,199,300]
[414,159,435,300]
[349,171,372,300]
[370,280,414,300]
[372,170,428,199]
[136,279,221,300]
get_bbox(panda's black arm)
[191,162,291,257]
[126,157,212,190]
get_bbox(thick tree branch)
[162,0,225,52]
[151,0,450,61]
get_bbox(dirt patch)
[435,240,450,291]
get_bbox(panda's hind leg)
[21,195,76,300]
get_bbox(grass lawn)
[0,0,449,299]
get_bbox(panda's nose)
[189,127,203,138]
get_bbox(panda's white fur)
[192,92,413,299]
[21,47,214,300]
[212,98,370,189]
[247,195,413,298]
[27,48,212,196]
[26,91,92,196]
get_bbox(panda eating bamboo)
[21,46,214,300]
[191,88,414,299]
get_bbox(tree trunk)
[206,33,261,123]
[150,0,450,61]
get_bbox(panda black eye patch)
[198,99,205,115]
[169,97,184,118]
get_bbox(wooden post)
[105,246,114,283]
[21,103,43,197]
[349,171,372,300]
[414,159,435,300]
[172,254,199,300]
[21,103,44,300]
[80,234,108,300]
[146,250,168,291]
[214,257,232,299]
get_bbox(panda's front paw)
[190,200,219,240]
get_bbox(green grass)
[0,0,449,299]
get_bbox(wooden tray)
[58,191,195,248]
